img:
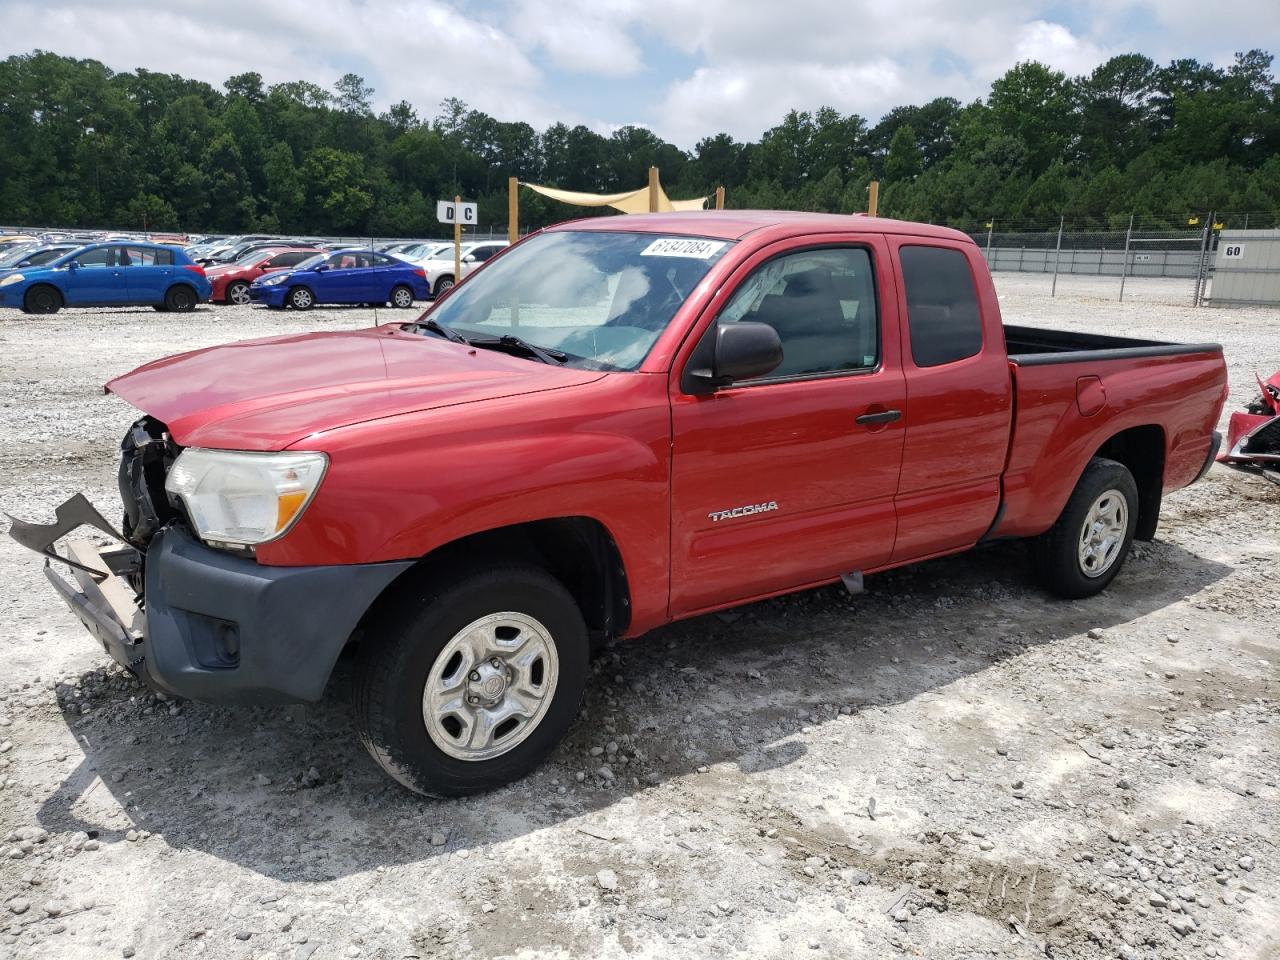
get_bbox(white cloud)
[1013,20,1109,77]
[2,0,568,129]
[507,0,646,76]
[1,0,1276,149]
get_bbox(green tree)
[885,125,922,182]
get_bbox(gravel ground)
[0,275,1277,960]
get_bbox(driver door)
[669,237,905,616]
[64,246,129,305]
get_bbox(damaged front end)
[1217,371,1280,480]
[5,417,182,678]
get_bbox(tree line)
[0,48,1277,237]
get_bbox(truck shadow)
[37,537,1229,880]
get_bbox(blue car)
[0,242,211,314]
[248,248,431,310]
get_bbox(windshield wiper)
[406,318,470,345]
[469,335,568,365]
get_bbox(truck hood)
[106,325,606,451]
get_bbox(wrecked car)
[1218,370,1280,477]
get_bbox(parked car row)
[0,229,511,314]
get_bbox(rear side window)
[900,245,982,367]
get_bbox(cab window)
[899,245,982,367]
[715,246,879,380]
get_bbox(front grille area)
[117,416,182,550]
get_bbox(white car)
[417,240,509,297]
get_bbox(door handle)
[855,409,902,426]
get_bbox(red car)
[205,247,319,305]
[10,211,1227,797]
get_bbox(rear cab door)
[668,232,906,616]
[885,236,1012,561]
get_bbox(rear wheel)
[1032,457,1139,599]
[390,284,415,308]
[164,284,197,313]
[23,285,61,314]
[288,286,314,310]
[226,281,251,305]
[433,275,455,297]
[353,564,589,797]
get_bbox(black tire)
[164,284,197,312]
[23,285,61,314]
[353,564,590,798]
[288,286,314,310]
[226,281,251,306]
[152,305,168,312]
[390,284,415,309]
[433,275,455,297]
[1032,457,1139,599]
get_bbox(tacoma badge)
[707,501,778,522]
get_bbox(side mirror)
[66,260,79,271]
[463,254,477,264]
[684,322,783,392]
[313,264,329,272]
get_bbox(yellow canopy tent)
[521,182,709,214]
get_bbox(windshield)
[422,230,732,371]
[234,248,274,265]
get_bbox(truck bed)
[994,324,1225,542]
[1004,324,1222,366]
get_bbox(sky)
[2,0,1278,147]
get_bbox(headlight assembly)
[260,273,290,286]
[0,274,25,287]
[165,448,328,547]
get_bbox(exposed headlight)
[259,273,290,286]
[0,274,24,287]
[165,448,328,546]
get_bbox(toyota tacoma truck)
[8,212,1227,797]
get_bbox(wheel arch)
[1091,424,1165,540]
[358,516,632,649]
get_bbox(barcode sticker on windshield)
[640,238,727,259]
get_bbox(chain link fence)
[960,217,1214,307]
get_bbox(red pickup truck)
[9,212,1227,797]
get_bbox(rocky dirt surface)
[0,276,1277,960]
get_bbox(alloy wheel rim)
[394,288,412,307]
[294,290,312,307]
[422,612,559,762]
[1078,489,1128,578]
[230,284,250,304]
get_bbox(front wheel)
[353,565,589,797]
[390,284,415,308]
[1032,457,1139,599]
[226,281,251,305]
[433,275,454,297]
[288,286,314,310]
[23,285,62,314]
